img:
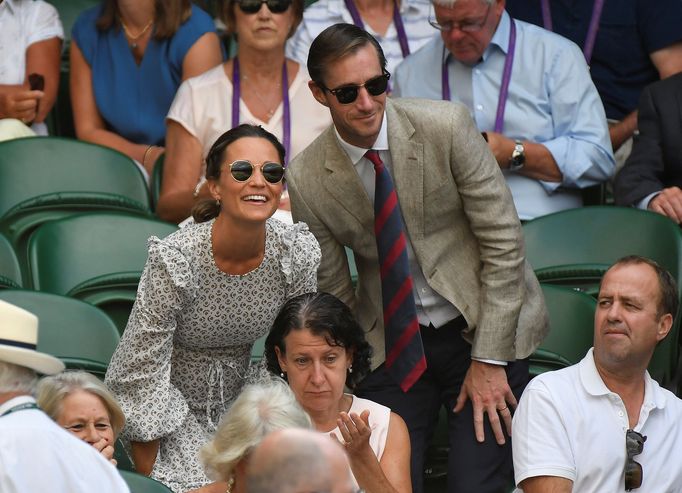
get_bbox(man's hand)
[484,131,515,167]
[454,360,516,444]
[0,89,44,123]
[649,187,682,224]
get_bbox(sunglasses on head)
[625,429,646,491]
[235,0,292,14]
[318,72,391,104]
[225,160,285,184]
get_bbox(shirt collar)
[0,0,17,14]
[0,395,36,416]
[489,10,511,56]
[579,348,667,411]
[326,0,420,19]
[334,111,389,165]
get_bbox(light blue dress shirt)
[393,12,615,220]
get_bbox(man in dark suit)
[615,72,682,223]
[287,23,547,493]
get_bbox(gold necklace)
[121,18,154,49]
[241,73,282,119]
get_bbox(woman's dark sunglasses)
[236,0,292,14]
[226,160,285,184]
[319,72,391,104]
[625,429,646,491]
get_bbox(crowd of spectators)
[3,0,682,492]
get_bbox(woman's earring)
[280,371,286,379]
[348,365,353,374]
[216,198,221,207]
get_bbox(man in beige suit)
[287,23,547,493]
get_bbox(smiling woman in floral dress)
[105,124,320,493]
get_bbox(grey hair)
[0,361,37,394]
[36,370,125,438]
[200,378,312,482]
[432,0,493,7]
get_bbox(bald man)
[247,428,356,493]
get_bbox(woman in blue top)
[70,0,224,175]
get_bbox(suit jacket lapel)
[321,128,374,233]
[386,100,425,240]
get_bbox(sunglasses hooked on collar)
[625,429,646,491]
[235,0,292,14]
[223,160,285,184]
[317,71,391,104]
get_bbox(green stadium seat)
[0,233,22,289]
[0,290,119,378]
[119,470,173,493]
[27,212,177,332]
[0,137,152,282]
[523,206,682,385]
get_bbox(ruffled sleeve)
[280,221,321,298]
[105,236,196,441]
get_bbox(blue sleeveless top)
[72,4,220,145]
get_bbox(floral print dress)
[105,218,320,492]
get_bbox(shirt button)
[476,104,484,111]
[618,411,624,417]
[421,287,427,293]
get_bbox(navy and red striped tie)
[365,150,426,392]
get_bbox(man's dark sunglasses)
[318,72,391,104]
[225,160,285,184]
[235,0,292,14]
[625,429,646,491]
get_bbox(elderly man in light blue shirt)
[393,0,615,220]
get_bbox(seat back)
[119,471,173,493]
[530,284,596,377]
[0,137,152,279]
[0,290,120,377]
[27,212,178,331]
[523,206,682,384]
[0,233,21,288]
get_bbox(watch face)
[509,142,525,170]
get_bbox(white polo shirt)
[512,348,682,492]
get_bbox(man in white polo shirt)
[512,255,682,492]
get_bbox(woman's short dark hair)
[265,292,373,389]
[307,23,387,86]
[192,124,286,223]
[96,0,193,39]
[221,0,304,38]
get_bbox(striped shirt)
[286,0,436,76]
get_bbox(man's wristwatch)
[508,140,525,171]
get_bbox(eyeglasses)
[225,160,285,183]
[625,429,646,491]
[318,72,391,104]
[429,3,492,33]
[235,0,292,14]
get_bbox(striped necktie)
[365,150,426,392]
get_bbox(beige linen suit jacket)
[288,98,548,369]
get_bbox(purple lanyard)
[231,58,291,165]
[540,0,605,64]
[343,0,410,58]
[441,19,516,134]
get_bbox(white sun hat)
[0,300,64,375]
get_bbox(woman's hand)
[333,410,374,459]
[91,437,117,466]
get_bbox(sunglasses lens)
[262,162,285,183]
[335,87,359,104]
[625,461,643,490]
[230,160,253,181]
[237,0,261,13]
[267,0,291,13]
[366,74,389,96]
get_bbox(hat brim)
[0,346,64,375]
